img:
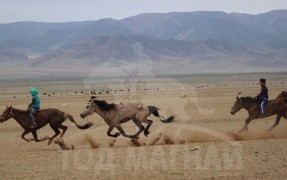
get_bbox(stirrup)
[30,122,38,128]
[259,113,266,119]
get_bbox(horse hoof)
[144,131,149,137]
[47,139,52,145]
[27,138,34,142]
[111,132,120,138]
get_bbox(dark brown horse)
[230,93,287,133]
[0,106,93,145]
[274,91,287,104]
[80,96,174,139]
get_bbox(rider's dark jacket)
[256,85,269,101]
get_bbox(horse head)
[0,105,14,123]
[80,96,97,119]
[230,92,243,115]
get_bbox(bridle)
[0,107,14,122]
[83,101,102,130]
[233,99,243,112]
[87,102,96,115]
[231,93,243,114]
[81,101,96,119]
[9,107,15,117]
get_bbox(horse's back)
[37,108,65,118]
[117,102,148,116]
[124,102,148,111]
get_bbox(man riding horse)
[28,88,40,128]
[256,78,269,117]
[231,82,287,133]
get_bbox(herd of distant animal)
[0,89,287,148]
[12,88,159,99]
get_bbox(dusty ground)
[0,73,287,179]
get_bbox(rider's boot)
[29,113,38,128]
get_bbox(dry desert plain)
[0,73,287,179]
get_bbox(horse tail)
[66,114,93,129]
[148,106,174,123]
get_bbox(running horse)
[0,106,93,145]
[230,92,287,133]
[274,91,287,104]
[80,96,174,139]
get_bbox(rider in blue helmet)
[28,88,41,128]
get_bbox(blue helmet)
[31,88,38,96]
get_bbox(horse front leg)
[115,125,135,139]
[31,130,50,142]
[21,130,34,142]
[107,126,121,138]
[238,118,252,133]
[268,114,281,132]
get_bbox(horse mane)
[240,96,253,102]
[94,100,115,111]
[11,107,28,113]
[240,96,259,103]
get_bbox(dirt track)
[0,75,287,179]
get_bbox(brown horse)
[230,93,287,133]
[80,96,174,139]
[0,106,93,145]
[274,91,287,104]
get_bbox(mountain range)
[1,9,287,77]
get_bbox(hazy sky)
[1,0,287,23]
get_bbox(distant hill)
[1,9,287,76]
[122,10,287,48]
[34,34,255,63]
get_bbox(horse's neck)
[12,109,30,128]
[94,108,113,124]
[94,108,104,117]
[242,102,260,114]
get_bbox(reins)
[86,114,103,130]
[10,107,15,117]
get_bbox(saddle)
[27,108,40,113]
[249,98,261,104]
[246,97,271,105]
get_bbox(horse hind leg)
[48,126,61,145]
[57,124,68,139]
[48,117,67,145]
[132,117,145,138]
[144,120,153,136]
